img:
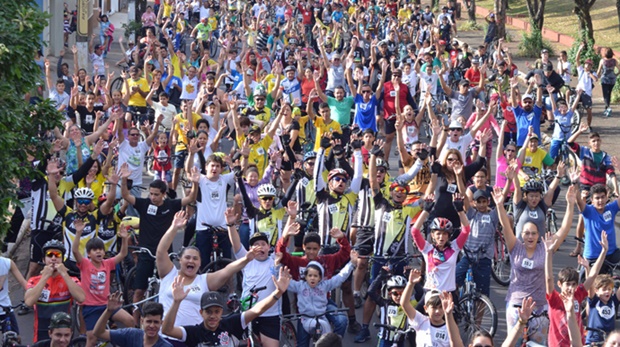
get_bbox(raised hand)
[517,297,536,323]
[190,166,201,183]
[286,200,298,216]
[440,291,454,315]
[283,222,301,238]
[171,275,191,302]
[542,232,558,252]
[452,193,465,212]
[491,186,505,206]
[224,207,238,225]
[172,210,188,230]
[600,230,609,251]
[119,163,131,179]
[409,268,422,284]
[107,291,123,312]
[74,218,85,234]
[329,227,345,240]
[273,266,292,293]
[423,194,436,213]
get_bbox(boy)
[546,86,582,160]
[73,216,134,347]
[544,227,608,346]
[586,271,620,344]
[401,269,452,347]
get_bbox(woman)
[492,175,576,347]
[98,15,114,58]
[140,6,156,38]
[604,331,620,346]
[597,47,618,118]
[155,211,257,346]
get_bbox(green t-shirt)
[593,151,603,166]
[195,23,212,41]
[327,96,355,125]
[247,93,275,111]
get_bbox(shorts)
[173,150,187,169]
[353,230,374,256]
[30,229,56,263]
[133,253,155,290]
[581,93,593,109]
[127,106,149,123]
[384,117,397,135]
[155,170,172,183]
[370,256,406,283]
[82,305,121,330]
[251,315,280,340]
[549,139,562,159]
[542,93,557,111]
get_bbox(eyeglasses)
[392,186,408,194]
[260,196,274,201]
[129,133,140,137]
[46,250,63,258]
[77,199,92,205]
[377,168,386,173]
[255,98,265,101]
[390,291,403,296]
[332,176,348,183]
[447,158,459,162]
[362,90,372,94]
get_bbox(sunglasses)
[332,176,348,183]
[392,186,408,194]
[260,196,274,201]
[390,291,403,296]
[46,250,63,258]
[377,168,386,173]
[362,90,372,94]
[129,133,140,136]
[450,128,462,132]
[77,199,92,205]
[447,158,459,162]
[255,98,265,101]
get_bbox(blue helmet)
[303,151,317,162]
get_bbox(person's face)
[473,172,486,187]
[525,191,541,208]
[86,95,95,106]
[390,186,407,203]
[522,98,533,112]
[432,230,449,248]
[112,91,122,102]
[504,145,516,159]
[605,332,620,347]
[249,131,261,144]
[200,306,224,330]
[128,129,141,145]
[319,106,331,119]
[88,247,104,263]
[180,249,201,277]
[157,133,168,147]
[303,242,320,260]
[255,96,266,109]
[286,70,295,80]
[459,83,470,94]
[596,284,614,303]
[160,47,168,58]
[251,241,270,261]
[259,195,274,209]
[153,70,163,80]
[521,224,539,248]
[304,160,315,176]
[246,171,259,187]
[590,136,601,151]
[558,280,578,296]
[474,197,489,212]
[361,86,373,101]
[304,69,312,78]
[305,268,322,288]
[129,69,138,79]
[329,175,347,194]
[187,67,197,79]
[403,105,415,121]
[557,102,568,114]
[592,192,608,210]
[446,153,460,168]
[206,161,222,178]
[56,81,66,94]
[469,336,493,347]
[334,88,345,100]
[541,52,549,60]
[88,161,99,176]
[149,187,165,205]
[392,74,401,84]
[449,128,462,141]
[362,132,375,146]
[527,138,539,152]
[78,70,86,79]
[411,144,425,159]
[376,166,387,183]
[425,304,445,323]
[45,248,63,266]
[49,328,72,347]
[69,125,81,139]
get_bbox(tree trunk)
[616,0,620,32]
[525,0,547,31]
[574,0,597,44]
[494,0,507,39]
[466,0,477,23]
[136,0,147,23]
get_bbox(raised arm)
[584,231,608,293]
[549,185,577,250]
[118,163,136,206]
[157,211,188,278]
[400,268,421,321]
[492,185,517,252]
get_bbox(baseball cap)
[543,63,554,72]
[521,94,534,101]
[94,44,103,50]
[200,291,225,309]
[449,120,463,129]
[49,312,72,329]
[459,79,470,86]
[249,125,261,133]
[473,190,489,200]
[378,40,388,47]
[541,49,549,54]
[489,13,495,18]
[332,53,341,60]
[424,289,441,304]
[585,59,593,65]
[284,65,296,73]
[529,133,539,141]
[249,232,269,246]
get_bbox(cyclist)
[575,43,598,133]
[170,99,199,191]
[288,151,320,249]
[121,66,150,125]
[31,312,73,347]
[0,254,27,335]
[509,76,544,148]
[546,87,582,161]
[24,240,85,342]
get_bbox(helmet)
[430,217,453,233]
[303,151,317,162]
[523,180,544,193]
[120,216,140,235]
[376,158,388,169]
[389,180,409,192]
[98,194,107,204]
[74,187,95,200]
[257,184,277,197]
[328,168,349,181]
[42,239,66,255]
[386,275,407,290]
[253,84,267,97]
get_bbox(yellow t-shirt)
[237,134,273,176]
[163,2,173,18]
[262,73,283,94]
[296,115,309,144]
[398,9,412,24]
[122,77,150,107]
[519,148,551,186]
[173,112,199,151]
[313,117,341,152]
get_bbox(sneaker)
[604,108,612,118]
[354,327,371,343]
[354,293,363,309]
[17,304,32,316]
[348,320,362,334]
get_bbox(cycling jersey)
[58,206,99,262]
[173,112,199,152]
[373,192,420,256]
[236,133,273,177]
[241,106,272,127]
[96,211,123,252]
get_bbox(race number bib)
[446,184,457,194]
[390,91,396,97]
[528,210,538,219]
[382,213,392,223]
[328,204,338,214]
[211,191,220,200]
[524,157,533,165]
[481,215,491,223]
[573,300,580,313]
[522,258,534,269]
[300,177,309,187]
[85,114,94,124]
[434,330,448,341]
[39,289,51,302]
[604,211,612,222]
[387,305,398,317]
[147,204,158,215]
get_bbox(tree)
[617,0,620,32]
[0,0,63,239]
[574,0,597,43]
[465,0,477,23]
[494,0,508,39]
[524,0,547,31]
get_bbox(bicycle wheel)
[491,232,511,287]
[279,321,297,347]
[70,336,87,347]
[110,77,123,92]
[201,258,243,298]
[123,266,137,307]
[546,211,558,235]
[564,148,580,173]
[571,108,582,135]
[457,294,498,343]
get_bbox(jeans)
[296,299,347,347]
[455,257,492,296]
[195,228,233,263]
[602,83,615,108]
[238,223,250,251]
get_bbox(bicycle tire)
[123,266,137,307]
[457,294,498,343]
[201,258,243,299]
[571,108,582,135]
[546,210,559,235]
[279,321,297,347]
[564,148,580,173]
[145,155,156,177]
[110,77,123,92]
[491,232,511,287]
[70,336,87,347]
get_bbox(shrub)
[566,36,600,76]
[517,24,554,58]
[459,21,483,31]
[611,81,620,104]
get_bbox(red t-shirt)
[464,68,481,84]
[546,285,588,346]
[77,257,116,306]
[382,81,410,119]
[28,274,80,342]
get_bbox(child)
[152,131,173,187]
[587,273,620,344]
[545,229,608,346]
[282,253,358,347]
[73,218,134,347]
[546,86,582,160]
[400,269,453,347]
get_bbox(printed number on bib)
[39,289,51,302]
[147,204,158,215]
[604,211,612,222]
[522,258,534,269]
[387,305,398,317]
[446,184,457,194]
[211,191,220,200]
[328,204,338,214]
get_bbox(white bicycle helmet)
[74,187,95,200]
[386,275,407,290]
[257,184,277,197]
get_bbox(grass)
[475,0,620,49]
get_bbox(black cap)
[200,291,225,309]
[544,63,554,72]
[249,232,269,245]
[473,190,489,200]
[49,312,72,329]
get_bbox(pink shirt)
[77,257,115,306]
[465,111,501,139]
[141,12,156,27]
[495,155,521,192]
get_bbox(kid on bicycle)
[546,85,582,161]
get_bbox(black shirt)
[75,105,104,134]
[134,197,183,252]
[183,313,245,347]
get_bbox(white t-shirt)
[117,140,150,185]
[409,313,450,347]
[558,60,571,84]
[576,65,597,96]
[419,71,438,96]
[440,132,473,162]
[252,3,267,17]
[403,70,419,96]
[89,53,105,76]
[180,75,199,101]
[0,258,11,307]
[159,267,209,326]
[196,173,235,228]
[152,101,177,131]
[234,247,281,317]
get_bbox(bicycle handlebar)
[373,323,415,334]
[280,308,349,320]
[249,286,267,294]
[200,223,227,233]
[129,246,178,261]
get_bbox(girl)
[152,131,173,187]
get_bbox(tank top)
[601,59,617,85]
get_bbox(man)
[162,270,290,347]
[306,91,342,153]
[281,65,302,106]
[352,62,386,132]
[381,69,416,161]
[120,163,199,325]
[524,62,564,128]
[32,312,73,347]
[510,76,544,147]
[319,41,345,96]
[314,67,355,127]
[484,13,497,47]
[439,65,486,122]
[24,240,85,342]
[94,293,172,347]
[121,66,150,125]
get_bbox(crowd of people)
[7,0,620,346]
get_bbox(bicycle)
[517,306,549,347]
[584,326,607,347]
[548,119,581,185]
[279,308,350,347]
[123,246,179,309]
[372,323,416,347]
[228,285,267,347]
[0,304,23,347]
[455,247,498,343]
[491,226,511,287]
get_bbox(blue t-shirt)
[513,105,542,146]
[551,109,574,141]
[110,328,173,347]
[586,294,620,344]
[354,94,378,132]
[582,202,619,259]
